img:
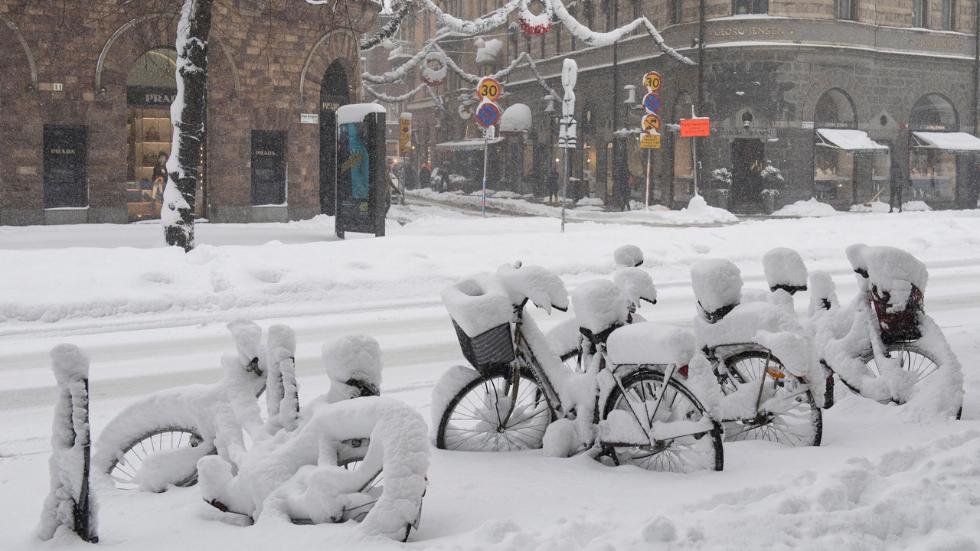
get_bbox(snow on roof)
[336,103,386,126]
[500,103,533,133]
[912,131,980,152]
[816,129,889,152]
[434,137,504,151]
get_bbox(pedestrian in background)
[547,166,559,204]
[419,163,431,189]
[889,146,905,213]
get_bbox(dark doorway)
[320,61,352,215]
[731,138,765,209]
[43,125,88,209]
[251,131,286,206]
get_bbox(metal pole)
[644,149,652,208]
[562,145,568,232]
[482,128,489,216]
[692,106,700,196]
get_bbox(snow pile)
[265,324,299,433]
[677,194,738,224]
[863,246,929,311]
[762,247,808,293]
[612,267,657,306]
[38,344,98,543]
[496,263,569,312]
[577,197,604,208]
[475,37,503,64]
[849,201,890,213]
[903,200,932,211]
[845,243,870,278]
[771,198,838,217]
[691,259,742,319]
[606,322,696,365]
[322,335,383,403]
[441,274,513,337]
[198,396,429,540]
[613,244,644,267]
[807,270,839,315]
[571,279,630,335]
[499,103,532,133]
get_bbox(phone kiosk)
[335,103,387,239]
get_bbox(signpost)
[558,59,578,233]
[474,81,503,217]
[639,71,663,209]
[680,111,712,195]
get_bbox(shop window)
[814,147,854,202]
[836,0,853,20]
[43,125,88,209]
[251,131,287,206]
[126,48,206,222]
[913,0,928,27]
[942,0,956,30]
[732,0,768,15]
[910,149,956,201]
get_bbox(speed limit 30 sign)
[476,77,503,102]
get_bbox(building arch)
[299,28,362,107]
[909,93,959,131]
[0,16,39,91]
[813,88,857,129]
[94,13,241,100]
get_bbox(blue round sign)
[475,101,501,128]
[642,92,662,114]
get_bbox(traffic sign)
[642,92,662,114]
[642,71,662,92]
[475,100,501,128]
[640,132,662,149]
[476,77,503,102]
[680,117,711,137]
[641,113,662,133]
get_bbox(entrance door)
[251,131,286,205]
[43,125,88,209]
[320,61,352,215]
[731,138,765,209]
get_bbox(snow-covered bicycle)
[686,254,823,447]
[810,244,963,419]
[432,263,723,473]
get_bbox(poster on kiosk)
[335,103,387,239]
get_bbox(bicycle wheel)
[104,427,213,491]
[858,342,962,419]
[435,368,553,451]
[723,351,822,446]
[602,368,723,472]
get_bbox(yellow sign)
[399,115,412,155]
[643,71,662,92]
[640,133,662,150]
[641,113,662,133]
[476,77,503,102]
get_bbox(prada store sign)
[127,86,178,107]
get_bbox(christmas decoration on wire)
[420,50,448,86]
[518,0,555,36]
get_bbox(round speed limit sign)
[476,77,503,102]
[643,71,662,92]
[642,113,662,132]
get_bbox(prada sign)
[127,86,178,107]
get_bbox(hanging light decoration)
[420,51,448,86]
[518,0,554,36]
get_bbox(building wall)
[0,0,378,225]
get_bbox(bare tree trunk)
[163,0,213,251]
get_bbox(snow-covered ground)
[3,204,980,549]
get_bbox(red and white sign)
[680,117,711,138]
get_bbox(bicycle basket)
[871,285,923,344]
[452,320,515,374]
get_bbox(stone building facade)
[0,0,379,225]
[390,0,980,211]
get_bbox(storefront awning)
[815,129,889,152]
[434,137,503,151]
[911,131,980,152]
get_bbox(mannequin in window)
[151,152,168,202]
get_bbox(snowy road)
[4,210,980,549]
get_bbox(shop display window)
[910,149,956,201]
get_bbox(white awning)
[434,137,504,151]
[815,129,889,152]
[912,131,980,152]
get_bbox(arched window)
[814,88,857,129]
[126,48,181,221]
[910,93,958,131]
